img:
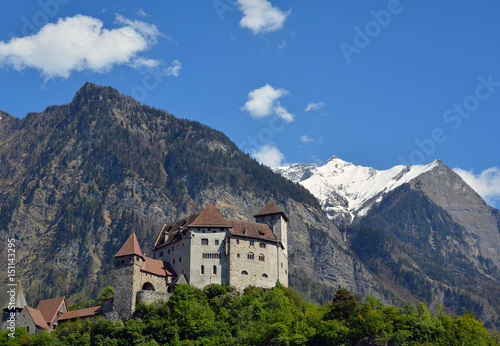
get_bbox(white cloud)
[237,0,289,34]
[0,14,162,80]
[305,102,325,112]
[164,59,181,77]
[300,135,314,143]
[453,167,500,206]
[136,9,148,17]
[242,84,294,122]
[251,144,285,168]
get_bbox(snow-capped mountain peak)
[275,157,441,222]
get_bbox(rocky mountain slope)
[0,83,380,309]
[277,156,500,329]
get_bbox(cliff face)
[0,83,380,307]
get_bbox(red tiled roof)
[58,306,102,322]
[141,257,176,277]
[26,307,50,330]
[114,233,145,260]
[188,203,231,227]
[228,219,277,242]
[254,200,289,221]
[36,296,67,326]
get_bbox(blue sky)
[0,1,499,207]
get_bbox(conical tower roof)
[188,203,230,227]
[254,200,289,221]
[114,233,145,260]
[2,280,27,311]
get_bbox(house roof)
[25,307,50,330]
[253,200,289,221]
[141,257,176,277]
[58,306,102,322]
[227,219,277,242]
[188,203,231,228]
[154,214,199,249]
[114,233,145,260]
[36,296,67,326]
[169,274,188,286]
[36,297,68,326]
[2,280,27,311]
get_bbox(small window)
[213,265,217,275]
[260,243,266,248]
[250,241,255,246]
[262,273,268,278]
[247,253,254,260]
[236,239,240,244]
[201,265,204,275]
[179,257,182,262]
[202,238,208,245]
[167,249,170,254]
[285,270,288,275]
[159,251,163,258]
[237,253,241,258]
[281,263,283,268]
[173,258,175,264]
[259,254,265,261]
[172,247,174,252]
[215,239,219,245]
[241,271,248,275]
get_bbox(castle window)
[259,254,265,261]
[142,283,155,291]
[250,241,255,246]
[172,247,174,252]
[179,257,182,262]
[262,273,268,278]
[215,239,219,245]
[201,265,204,275]
[167,249,170,254]
[173,258,175,264]
[247,253,254,260]
[236,239,240,244]
[260,243,266,248]
[159,251,163,258]
[237,253,240,258]
[213,265,217,275]
[202,238,208,245]
[281,263,283,268]
[203,253,220,259]
[285,270,287,275]
[241,271,248,275]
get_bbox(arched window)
[202,238,208,245]
[262,273,268,278]
[213,265,217,275]
[247,252,254,260]
[241,271,248,275]
[201,265,205,275]
[259,254,265,261]
[142,283,155,291]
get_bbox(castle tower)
[2,280,27,330]
[113,233,145,321]
[254,201,289,286]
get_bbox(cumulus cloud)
[252,144,285,168]
[453,167,500,206]
[305,102,325,112]
[165,59,181,77]
[237,0,289,34]
[0,14,162,80]
[242,84,294,122]
[300,135,314,143]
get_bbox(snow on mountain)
[275,156,440,223]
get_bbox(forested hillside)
[2,285,499,345]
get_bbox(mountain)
[275,156,440,223]
[277,156,500,329]
[0,83,380,309]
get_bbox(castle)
[110,200,289,320]
[2,201,289,331]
